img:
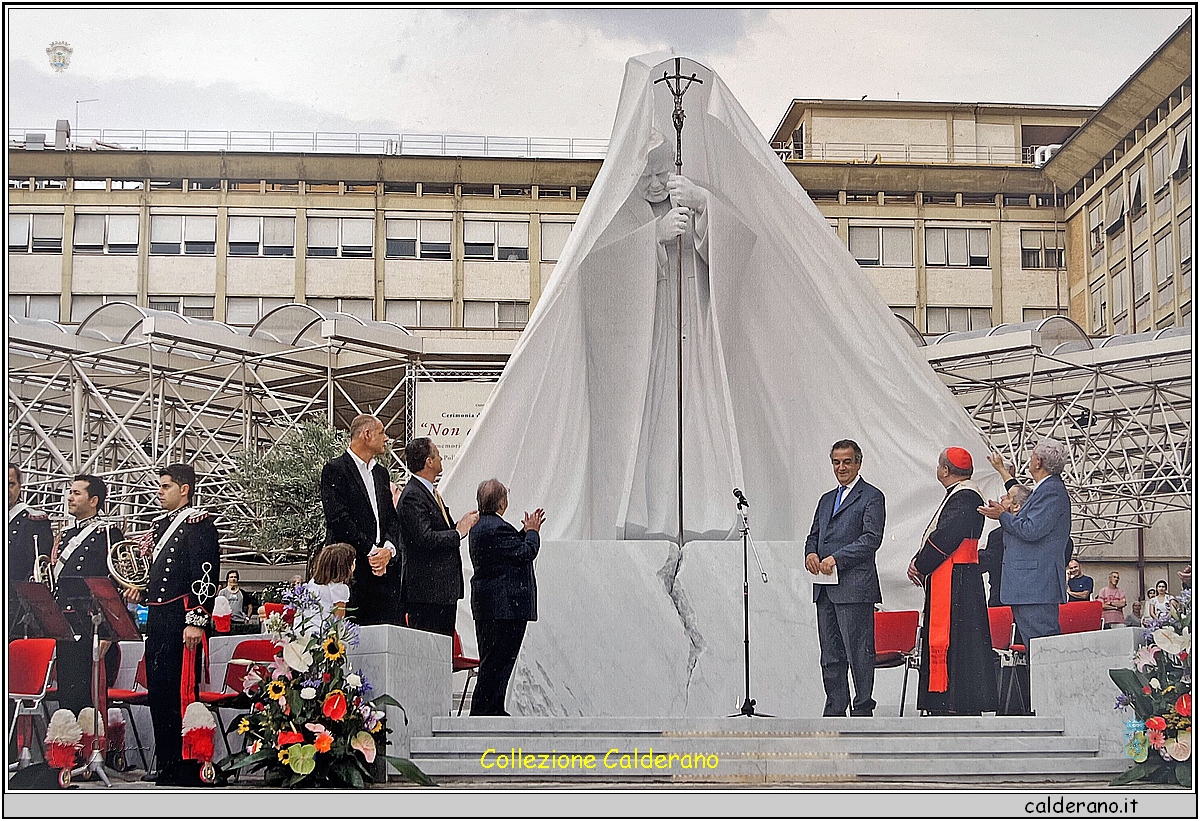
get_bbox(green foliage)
[228,418,348,561]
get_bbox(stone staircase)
[409,716,1128,784]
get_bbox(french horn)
[107,537,151,591]
[32,554,57,595]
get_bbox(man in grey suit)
[804,439,887,717]
[980,437,1072,642]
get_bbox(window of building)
[1129,166,1148,214]
[70,294,137,322]
[1105,187,1126,234]
[72,214,139,255]
[147,296,215,319]
[8,213,64,254]
[8,294,59,320]
[1020,229,1065,269]
[1089,202,1104,250]
[1179,216,1192,268]
[464,300,529,329]
[225,297,293,326]
[1155,231,1174,289]
[150,214,216,255]
[1152,143,1171,192]
[849,226,913,267]
[421,183,454,196]
[383,182,418,194]
[925,306,991,334]
[306,217,374,258]
[464,220,529,261]
[540,222,574,263]
[1171,131,1190,179]
[1090,282,1106,333]
[306,297,374,320]
[228,216,295,257]
[1022,308,1064,323]
[1132,246,1150,304]
[461,184,494,197]
[384,218,452,259]
[384,299,452,328]
[925,228,989,267]
[1111,264,1128,324]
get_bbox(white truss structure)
[6,302,505,563]
[7,309,1192,561]
[923,317,1193,549]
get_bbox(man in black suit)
[398,437,478,637]
[804,439,887,717]
[468,479,544,716]
[8,463,53,606]
[53,474,125,714]
[319,414,402,626]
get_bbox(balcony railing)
[771,141,1038,166]
[9,128,609,159]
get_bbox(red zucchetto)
[945,447,973,470]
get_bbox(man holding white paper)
[804,440,886,717]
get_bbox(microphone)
[733,488,749,508]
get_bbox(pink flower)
[351,731,376,764]
[1147,728,1165,749]
[304,722,327,734]
[1133,645,1160,672]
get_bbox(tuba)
[108,537,151,591]
[32,554,57,595]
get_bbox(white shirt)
[834,475,861,505]
[347,449,395,555]
[414,474,459,537]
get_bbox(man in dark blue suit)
[980,437,1072,642]
[804,439,887,717]
[467,478,544,716]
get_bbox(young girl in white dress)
[304,542,355,624]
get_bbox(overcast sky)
[5,7,1193,141]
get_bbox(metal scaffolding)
[924,317,1193,549]
[7,310,1192,562]
[6,302,505,563]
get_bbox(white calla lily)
[1153,627,1190,656]
[282,640,313,673]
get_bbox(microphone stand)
[729,491,771,718]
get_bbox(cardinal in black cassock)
[908,447,998,716]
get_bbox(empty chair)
[107,652,151,771]
[8,638,57,767]
[1059,599,1104,634]
[452,631,480,717]
[873,609,921,716]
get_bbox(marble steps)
[408,716,1128,781]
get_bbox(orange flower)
[322,690,348,721]
[314,731,334,753]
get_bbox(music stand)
[12,582,75,640]
[85,578,140,642]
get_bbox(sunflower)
[323,636,346,662]
[277,747,291,764]
[266,680,287,700]
[237,717,250,735]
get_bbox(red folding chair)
[106,652,151,771]
[873,609,921,716]
[452,631,480,717]
[8,638,57,768]
[1059,599,1104,634]
[988,605,1029,715]
[198,638,280,758]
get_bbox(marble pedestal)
[1029,626,1140,756]
[110,625,449,771]
[453,540,923,718]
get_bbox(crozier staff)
[124,463,220,786]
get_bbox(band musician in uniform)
[122,463,220,786]
[53,474,125,714]
[8,463,52,630]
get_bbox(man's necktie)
[833,485,846,516]
[433,488,452,528]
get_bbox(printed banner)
[413,381,496,465]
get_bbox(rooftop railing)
[9,128,610,159]
[771,141,1038,165]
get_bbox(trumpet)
[32,553,57,595]
[107,537,152,591]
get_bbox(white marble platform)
[453,539,923,718]
[1030,626,1140,756]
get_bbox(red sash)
[927,538,979,693]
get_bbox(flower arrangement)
[1110,587,1192,787]
[219,585,434,788]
